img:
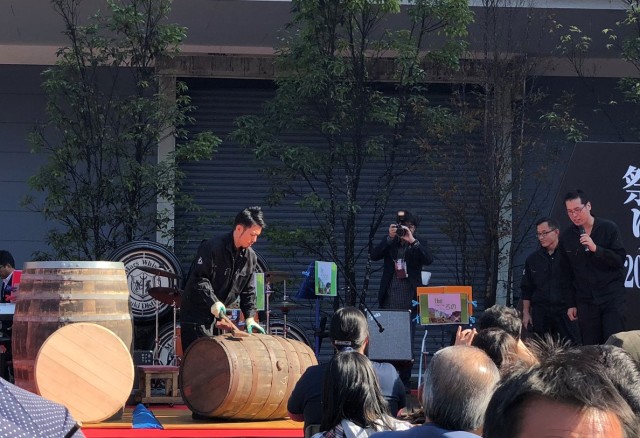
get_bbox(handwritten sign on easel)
[417,286,473,326]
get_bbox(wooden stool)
[136,365,182,405]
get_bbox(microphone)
[578,226,589,252]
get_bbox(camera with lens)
[395,210,408,237]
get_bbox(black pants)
[576,299,625,345]
[530,304,580,344]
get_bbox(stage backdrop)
[551,142,640,330]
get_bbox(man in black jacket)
[371,210,434,313]
[559,189,626,345]
[371,210,433,387]
[180,206,266,353]
[521,217,579,343]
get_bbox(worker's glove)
[245,317,265,334]
[211,302,226,319]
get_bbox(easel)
[416,286,473,387]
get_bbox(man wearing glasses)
[559,189,626,345]
[521,217,579,343]
[371,210,434,389]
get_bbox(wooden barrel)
[34,322,135,423]
[12,261,133,393]
[180,334,318,420]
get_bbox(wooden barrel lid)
[34,322,134,423]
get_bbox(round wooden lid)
[34,322,134,423]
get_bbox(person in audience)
[312,352,412,437]
[470,327,519,372]
[371,346,500,437]
[0,250,17,304]
[606,330,640,363]
[579,344,640,416]
[478,304,521,340]
[0,250,17,380]
[478,304,537,364]
[288,307,406,432]
[484,341,640,437]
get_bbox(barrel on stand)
[12,261,133,393]
[180,334,317,420]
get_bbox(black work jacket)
[558,217,626,307]
[370,236,434,306]
[520,247,569,312]
[180,232,258,326]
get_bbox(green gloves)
[245,317,265,334]
[211,302,226,319]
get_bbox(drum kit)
[138,266,303,366]
[138,266,182,366]
[264,271,299,339]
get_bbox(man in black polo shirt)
[521,217,578,343]
[559,189,626,345]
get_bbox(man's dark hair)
[568,345,640,416]
[484,342,639,437]
[471,328,518,370]
[535,216,559,230]
[396,210,420,227]
[422,346,500,432]
[234,206,266,228]
[0,250,15,268]
[564,189,589,205]
[478,305,522,341]
[330,307,369,351]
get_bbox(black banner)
[551,142,640,330]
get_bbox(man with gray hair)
[371,345,500,437]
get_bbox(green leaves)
[25,0,220,260]
[232,0,473,305]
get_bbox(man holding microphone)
[559,189,626,345]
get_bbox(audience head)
[569,344,640,416]
[484,342,639,437]
[319,351,391,432]
[606,330,640,364]
[471,327,518,371]
[421,345,500,433]
[478,304,522,340]
[330,307,369,353]
[0,250,15,280]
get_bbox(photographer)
[370,210,433,389]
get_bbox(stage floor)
[82,405,304,438]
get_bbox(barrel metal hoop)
[17,293,129,300]
[14,314,133,322]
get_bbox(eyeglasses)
[536,230,556,238]
[567,205,587,216]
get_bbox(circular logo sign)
[111,242,183,322]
